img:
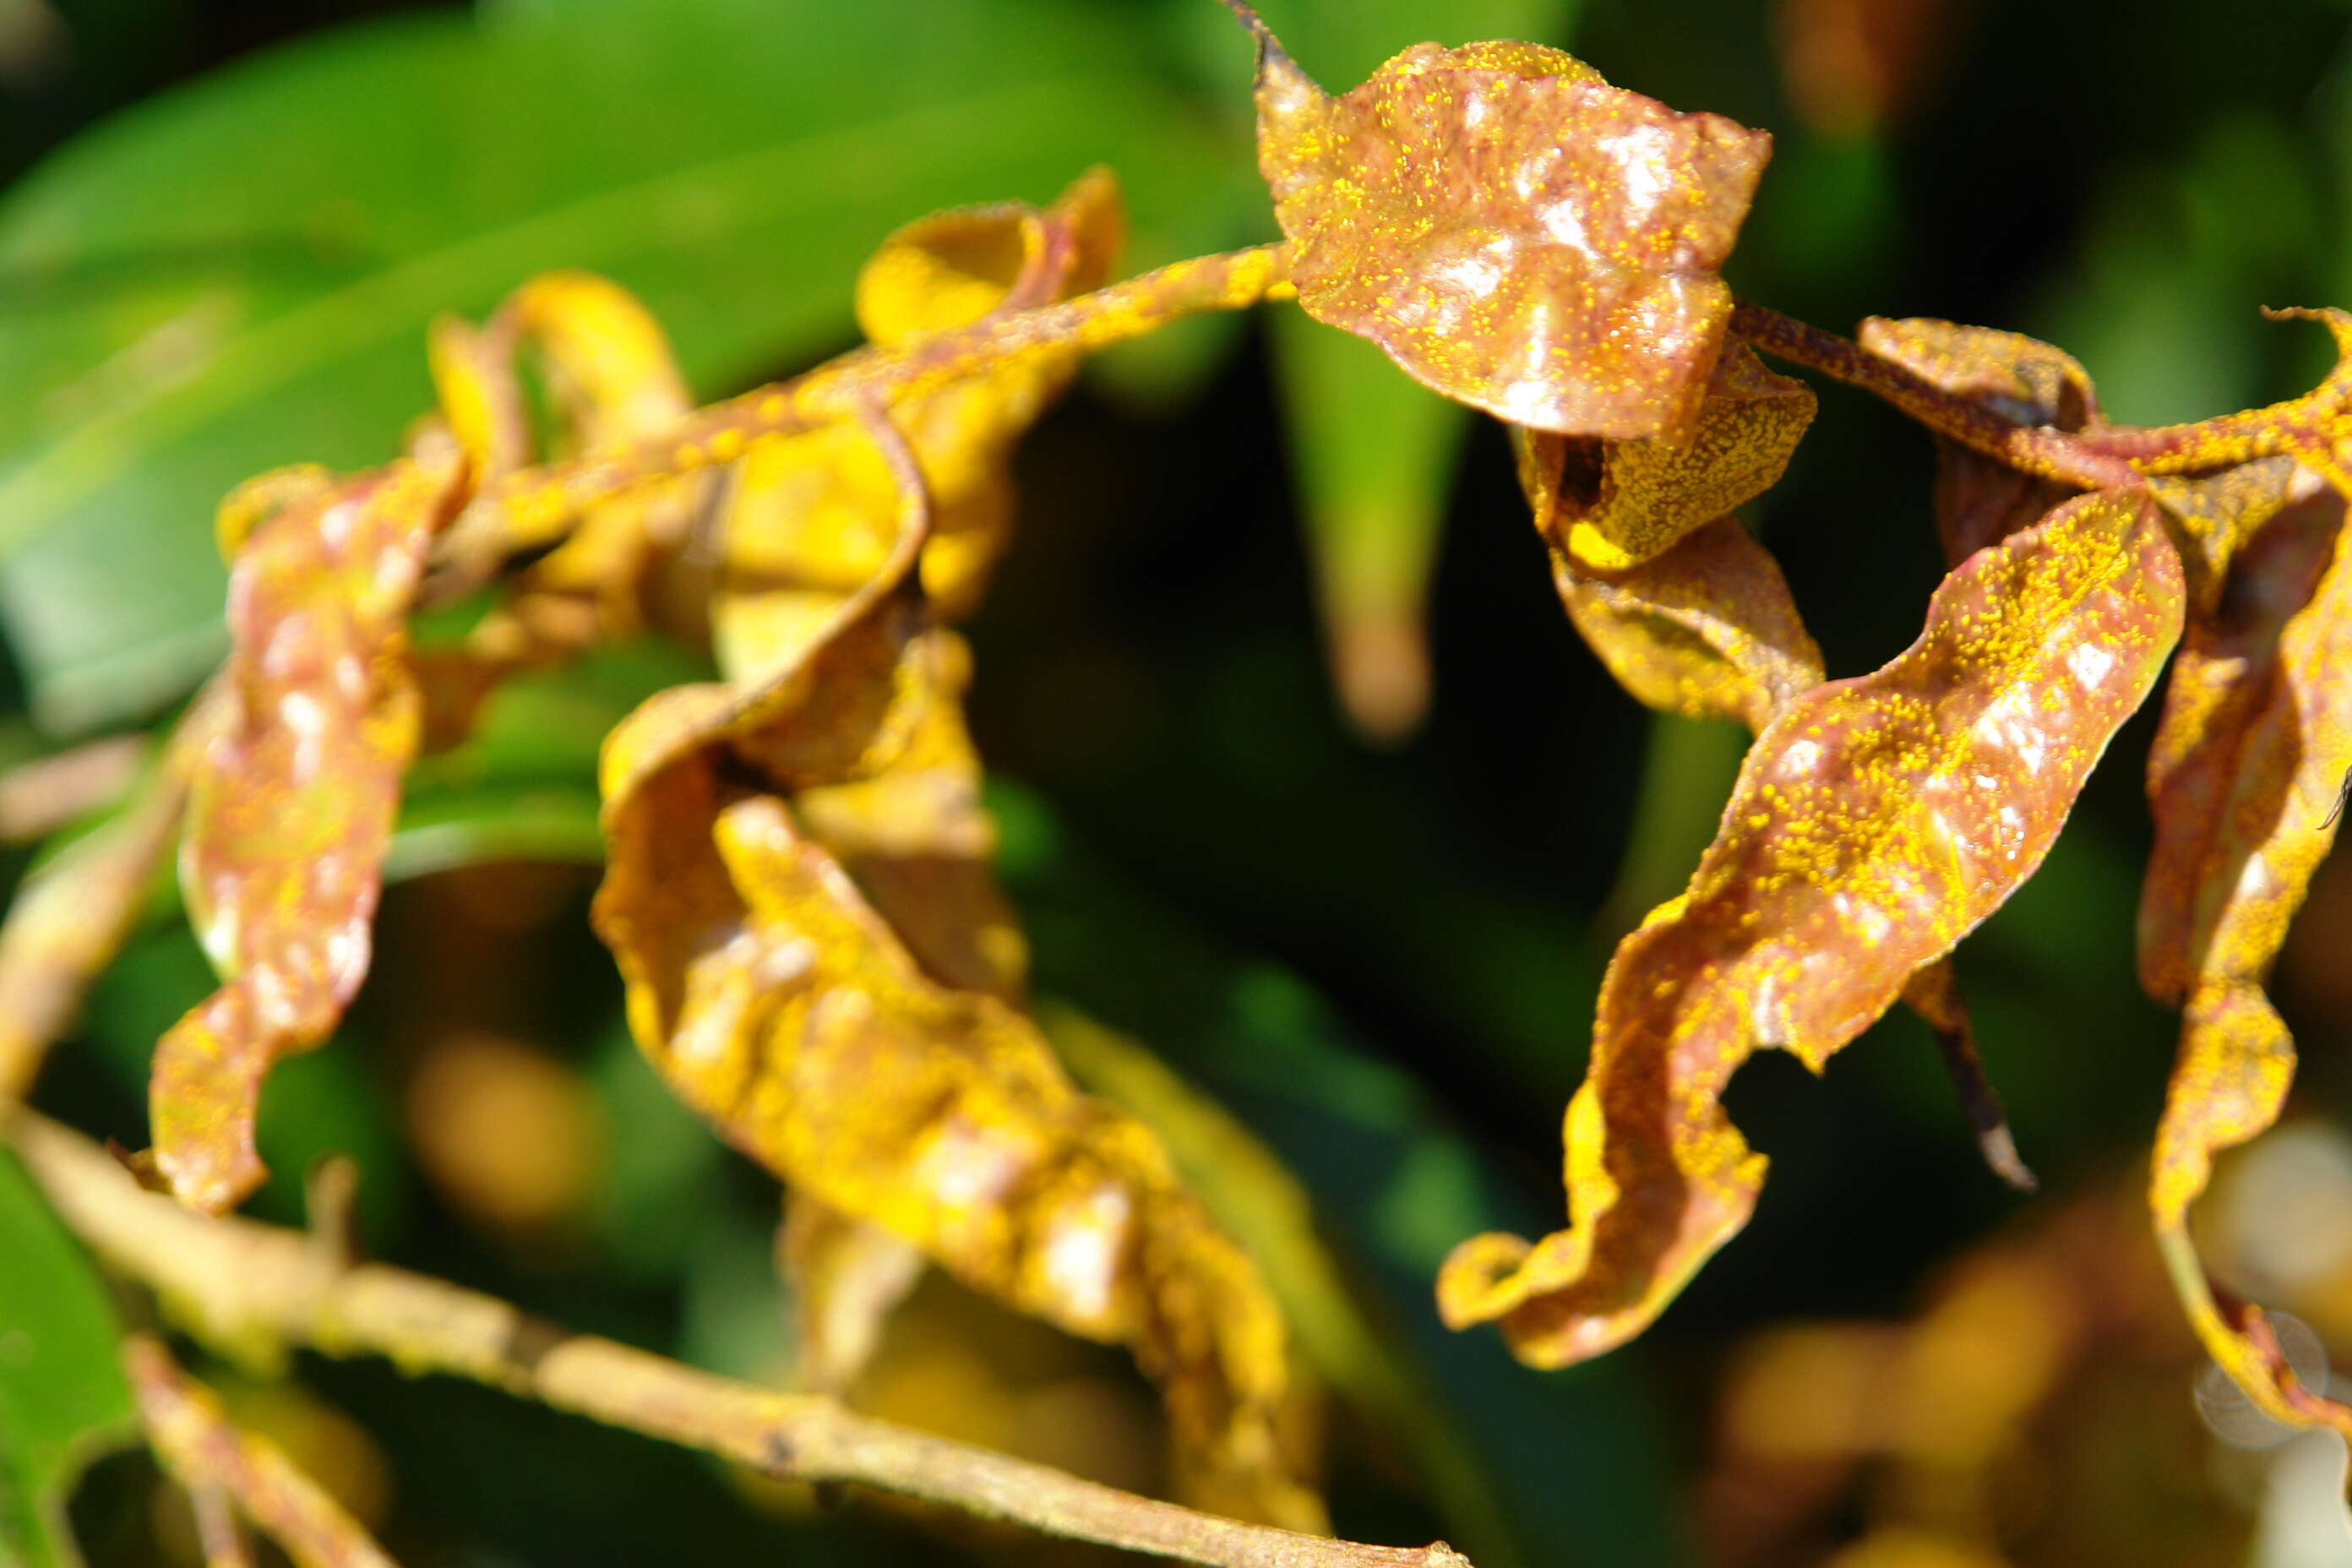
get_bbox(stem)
[8,1108,1469,1568]
[436,243,1295,587]
[1729,303,2143,491]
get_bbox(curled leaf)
[418,271,709,740]
[596,416,1315,1524]
[2137,484,2352,1435]
[123,1335,397,1568]
[1856,317,2096,568]
[1537,512,1822,733]
[716,170,1122,672]
[780,1195,928,1396]
[1517,346,1816,574]
[2147,457,2311,617]
[1439,490,2183,1366]
[1235,6,1772,442]
[152,460,461,1213]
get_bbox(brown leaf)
[152,460,462,1213]
[124,1335,400,1568]
[2147,456,2311,616]
[1438,489,2183,1366]
[1856,318,2096,568]
[1517,345,1816,574]
[1235,5,1772,443]
[2137,483,2352,1435]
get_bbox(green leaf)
[1270,310,1466,743]
[0,0,1243,732]
[0,1148,133,1568]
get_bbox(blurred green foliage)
[5,0,2352,1563]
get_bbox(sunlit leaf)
[1516,345,1816,574]
[1233,4,1771,441]
[1538,514,1821,734]
[1438,489,2183,1366]
[2137,483,2352,1436]
[150,458,462,1214]
[778,1196,928,1396]
[2147,457,2310,616]
[0,1148,134,1568]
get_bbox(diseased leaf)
[596,416,1317,1524]
[0,1147,135,1568]
[150,458,462,1214]
[1516,345,1816,574]
[1538,514,1822,734]
[1857,317,2095,568]
[1438,490,2184,1366]
[1233,5,1772,442]
[777,1196,927,1396]
[2147,457,2311,616]
[716,172,1119,673]
[2137,484,2352,1435]
[122,1337,396,1568]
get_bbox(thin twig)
[433,243,1293,591]
[1729,303,2144,491]
[125,1333,400,1568]
[8,1110,1469,1568]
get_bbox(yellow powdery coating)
[1437,490,2184,1368]
[1519,346,1816,574]
[153,459,463,1213]
[1241,17,1772,444]
[2137,487,2352,1440]
[1542,513,1822,734]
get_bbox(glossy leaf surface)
[150,459,458,1213]
[1239,12,1771,441]
[1439,490,2184,1366]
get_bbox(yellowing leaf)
[1234,5,1772,443]
[2137,485,2352,1437]
[1856,318,2094,569]
[1438,490,2183,1366]
[1538,513,1822,734]
[151,459,461,1213]
[1517,346,1816,574]
[2147,457,2310,617]
[781,1195,929,1396]
[716,170,1123,672]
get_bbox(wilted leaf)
[2147,456,2310,616]
[1234,5,1772,442]
[122,1337,397,1568]
[1438,489,2183,1366]
[2137,484,2352,1435]
[779,1196,929,1396]
[1856,317,2096,568]
[597,419,1315,1522]
[0,1146,135,1568]
[1516,345,1816,574]
[1538,514,1822,734]
[150,458,462,1214]
[716,171,1120,674]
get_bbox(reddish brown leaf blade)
[2148,456,2311,617]
[2135,483,2352,1437]
[1438,490,2183,1367]
[1242,14,1771,442]
[1544,514,1823,734]
[152,460,458,1213]
[2138,487,2352,1004]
